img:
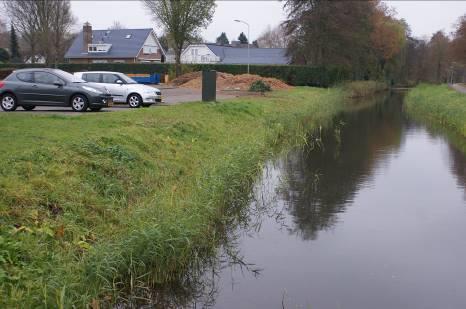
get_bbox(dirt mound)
[171,71,292,91]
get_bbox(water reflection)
[117,92,466,308]
[281,93,404,240]
[449,145,466,198]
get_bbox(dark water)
[127,92,466,308]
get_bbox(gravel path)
[0,86,254,115]
[450,83,466,94]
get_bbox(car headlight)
[82,86,103,94]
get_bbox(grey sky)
[70,1,466,42]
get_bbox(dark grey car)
[0,68,113,112]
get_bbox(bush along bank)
[0,87,347,307]
[343,80,389,98]
[405,84,466,137]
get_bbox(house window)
[91,59,108,63]
[88,44,112,53]
[143,46,157,54]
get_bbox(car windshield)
[53,69,86,83]
[118,73,138,84]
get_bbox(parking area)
[0,85,253,115]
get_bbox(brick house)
[65,23,166,64]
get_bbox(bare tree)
[141,0,216,75]
[426,31,450,83]
[256,25,288,48]
[450,15,466,65]
[0,17,8,48]
[109,21,125,30]
[3,0,74,65]
[3,0,40,63]
[49,0,75,66]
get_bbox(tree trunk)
[175,46,182,77]
[30,41,36,64]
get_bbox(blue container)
[131,73,161,85]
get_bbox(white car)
[73,71,162,108]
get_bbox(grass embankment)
[0,87,346,307]
[343,80,388,98]
[406,84,466,137]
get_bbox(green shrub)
[344,81,388,98]
[249,80,272,92]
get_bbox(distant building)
[181,43,289,65]
[65,23,166,64]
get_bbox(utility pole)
[234,19,250,74]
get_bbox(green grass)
[406,84,466,137]
[0,87,346,307]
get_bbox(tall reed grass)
[406,84,466,137]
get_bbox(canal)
[126,92,466,308]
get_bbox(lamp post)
[234,19,250,74]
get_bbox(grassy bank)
[405,84,466,137]
[0,87,347,307]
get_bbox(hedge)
[0,63,351,87]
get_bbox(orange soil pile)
[171,71,292,91]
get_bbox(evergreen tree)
[0,48,10,63]
[238,32,248,44]
[216,32,229,45]
[9,24,21,63]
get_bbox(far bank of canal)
[125,91,466,308]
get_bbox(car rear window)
[83,73,101,83]
[17,72,34,83]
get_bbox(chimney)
[83,22,92,52]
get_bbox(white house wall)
[181,45,220,64]
[142,33,159,54]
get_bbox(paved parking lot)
[0,85,253,115]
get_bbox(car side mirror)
[116,80,123,85]
[53,81,64,87]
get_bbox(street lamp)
[234,19,250,75]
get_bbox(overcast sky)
[70,1,466,42]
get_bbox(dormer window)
[125,34,132,39]
[88,43,112,53]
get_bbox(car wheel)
[22,105,36,111]
[127,94,142,108]
[71,94,89,112]
[90,107,102,112]
[1,93,18,111]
